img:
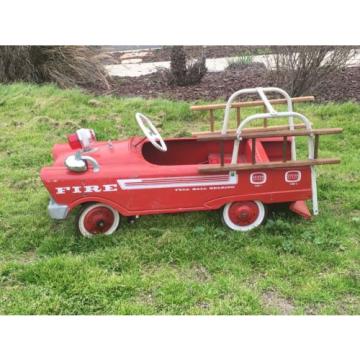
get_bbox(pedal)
[127,215,140,224]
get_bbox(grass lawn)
[0,83,359,315]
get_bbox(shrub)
[226,52,267,71]
[164,46,207,86]
[226,53,253,69]
[267,46,355,96]
[169,46,187,85]
[0,46,110,90]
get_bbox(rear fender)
[204,194,270,210]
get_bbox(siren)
[67,129,96,151]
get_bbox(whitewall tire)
[78,203,120,237]
[222,200,266,231]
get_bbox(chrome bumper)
[48,198,69,220]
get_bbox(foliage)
[0,83,359,314]
[267,46,355,96]
[0,46,110,90]
[226,53,254,70]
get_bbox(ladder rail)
[257,87,277,114]
[231,111,314,164]
[221,87,297,159]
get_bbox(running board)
[198,158,341,173]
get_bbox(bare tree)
[267,46,355,96]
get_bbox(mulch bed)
[96,66,360,103]
[313,67,360,102]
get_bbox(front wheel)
[222,201,266,231]
[77,203,120,237]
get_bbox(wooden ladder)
[197,127,343,173]
[191,96,315,135]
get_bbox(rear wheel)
[222,200,265,231]
[78,203,120,237]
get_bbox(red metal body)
[40,135,312,217]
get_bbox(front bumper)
[48,198,69,220]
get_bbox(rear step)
[289,200,312,220]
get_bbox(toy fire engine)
[40,87,342,236]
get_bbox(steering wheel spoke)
[135,113,167,152]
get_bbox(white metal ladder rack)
[222,87,317,214]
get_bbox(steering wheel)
[135,113,167,152]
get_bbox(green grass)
[0,83,359,315]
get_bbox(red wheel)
[222,201,265,231]
[78,203,120,237]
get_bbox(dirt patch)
[94,66,360,103]
[262,290,295,315]
[335,295,360,314]
[9,176,41,190]
[33,116,60,128]
[192,264,212,282]
[304,304,322,315]
[197,301,210,310]
[137,292,156,306]
[305,295,360,315]
[88,98,103,107]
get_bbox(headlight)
[64,152,87,172]
[64,151,100,173]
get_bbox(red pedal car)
[40,87,342,236]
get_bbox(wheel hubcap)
[83,206,115,234]
[228,201,259,226]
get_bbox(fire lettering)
[54,184,119,194]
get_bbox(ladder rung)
[196,128,343,141]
